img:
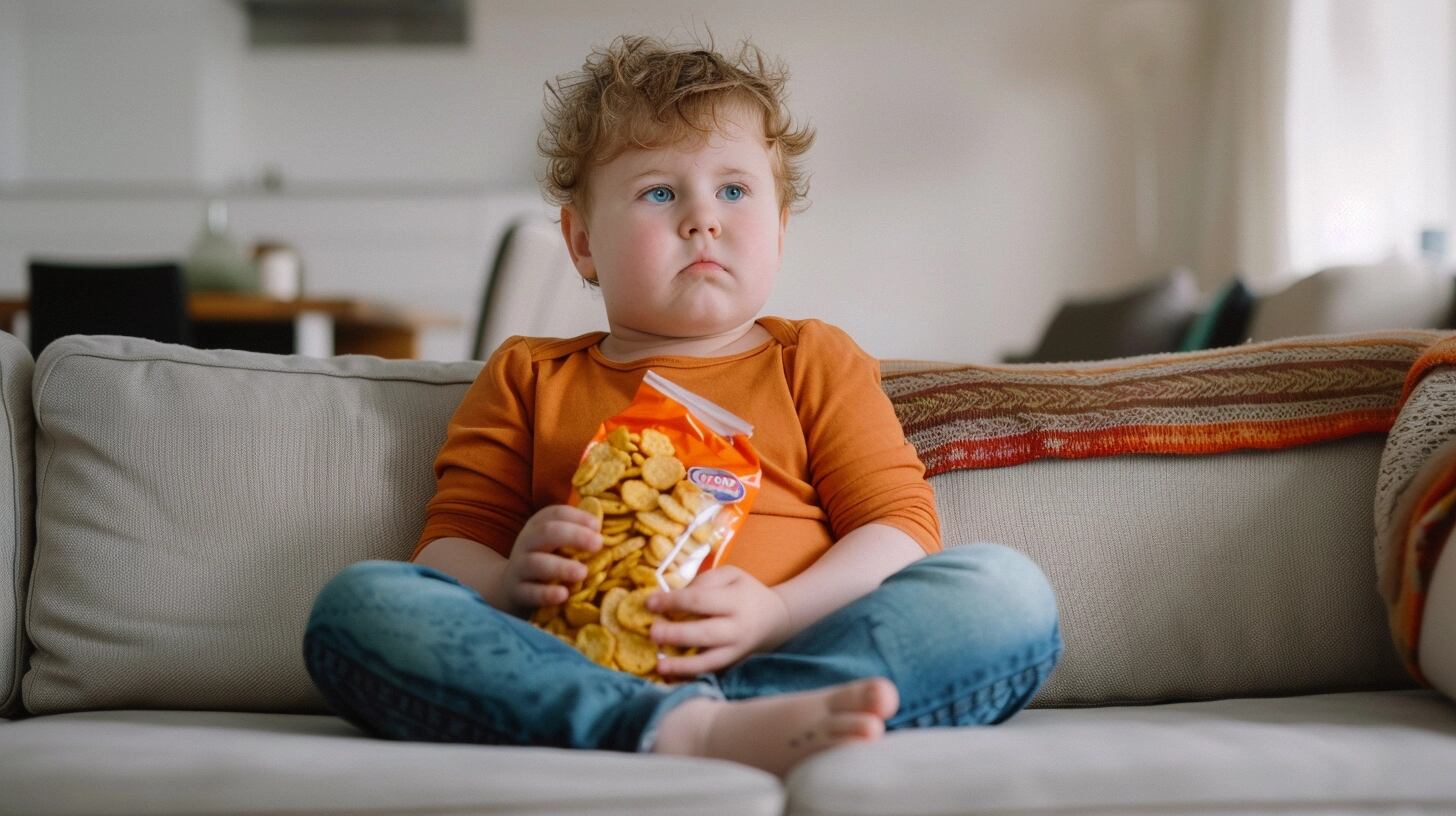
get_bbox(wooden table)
[0,293,457,359]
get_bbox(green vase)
[184,200,259,292]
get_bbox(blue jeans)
[303,543,1062,753]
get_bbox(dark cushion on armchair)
[1008,267,1200,363]
[1179,279,1254,351]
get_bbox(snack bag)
[531,370,761,681]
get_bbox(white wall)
[20,1,203,183]
[0,0,1217,362]
[0,0,25,185]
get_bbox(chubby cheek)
[614,215,672,268]
[596,219,669,322]
[735,219,782,289]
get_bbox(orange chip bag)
[533,370,761,680]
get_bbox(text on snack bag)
[688,467,746,503]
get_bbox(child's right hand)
[497,504,603,616]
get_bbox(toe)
[827,712,885,741]
[861,677,899,719]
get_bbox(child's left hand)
[645,566,792,676]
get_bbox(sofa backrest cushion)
[933,439,1414,707]
[1016,267,1201,363]
[885,333,1447,706]
[1248,263,1452,342]
[0,333,33,718]
[23,337,480,715]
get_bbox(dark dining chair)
[27,260,192,356]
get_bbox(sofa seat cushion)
[786,690,1456,816]
[0,709,781,816]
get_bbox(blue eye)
[644,187,673,203]
[720,184,746,201]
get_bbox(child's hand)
[498,504,602,617]
[645,566,793,676]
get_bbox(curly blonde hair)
[539,34,815,216]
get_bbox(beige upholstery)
[785,690,1456,816]
[24,336,481,715]
[475,218,607,359]
[5,692,1455,815]
[936,439,1415,707]
[0,709,782,815]
[8,331,1456,816]
[1248,262,1452,342]
[18,334,1421,717]
[0,332,32,718]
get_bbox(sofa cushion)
[1012,267,1201,363]
[0,710,781,815]
[23,336,482,715]
[1248,262,1453,342]
[936,441,1414,707]
[884,333,1453,705]
[0,332,33,718]
[1177,278,1254,351]
[786,690,1456,816]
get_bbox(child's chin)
[656,300,753,331]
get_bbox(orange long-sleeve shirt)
[413,316,941,586]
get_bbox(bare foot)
[651,677,899,776]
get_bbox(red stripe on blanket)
[917,411,1396,476]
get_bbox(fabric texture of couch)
[3,330,1456,815]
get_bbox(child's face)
[562,104,787,340]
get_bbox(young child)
[304,34,1062,777]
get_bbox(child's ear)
[560,206,598,284]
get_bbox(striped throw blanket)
[883,330,1456,685]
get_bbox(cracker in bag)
[531,370,761,681]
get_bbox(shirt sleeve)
[410,337,536,561]
[789,320,942,554]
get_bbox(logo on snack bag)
[688,467,746,503]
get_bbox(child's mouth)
[682,261,726,275]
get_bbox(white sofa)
[3,330,1456,816]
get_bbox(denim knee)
[897,543,1061,648]
[311,560,419,622]
[304,559,490,696]
[306,559,471,650]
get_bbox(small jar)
[253,241,304,300]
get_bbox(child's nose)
[679,207,721,240]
